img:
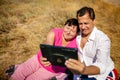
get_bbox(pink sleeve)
[37,51,42,64]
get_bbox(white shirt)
[75,27,114,80]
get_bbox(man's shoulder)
[95,29,110,41]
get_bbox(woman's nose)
[66,31,70,34]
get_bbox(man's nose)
[81,24,86,29]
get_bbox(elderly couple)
[7,6,118,80]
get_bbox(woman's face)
[63,24,78,41]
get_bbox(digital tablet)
[40,44,78,67]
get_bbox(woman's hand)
[40,56,51,66]
[65,59,86,74]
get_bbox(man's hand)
[65,59,86,74]
[40,56,51,66]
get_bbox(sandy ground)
[103,0,120,5]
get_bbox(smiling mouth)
[82,29,87,32]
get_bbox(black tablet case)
[40,44,78,67]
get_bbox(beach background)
[0,0,120,79]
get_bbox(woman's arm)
[45,30,55,45]
[40,30,55,66]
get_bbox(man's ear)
[93,19,96,25]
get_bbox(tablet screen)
[40,44,78,67]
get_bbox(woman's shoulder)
[51,28,63,35]
[52,28,63,32]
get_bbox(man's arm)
[65,59,100,75]
[81,65,100,75]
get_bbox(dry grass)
[0,0,120,79]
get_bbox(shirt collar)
[89,26,97,41]
[77,26,97,41]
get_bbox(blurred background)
[0,0,120,79]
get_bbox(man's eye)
[79,23,82,25]
[84,23,89,25]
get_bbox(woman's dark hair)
[77,6,95,21]
[64,18,79,33]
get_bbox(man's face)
[78,13,94,36]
